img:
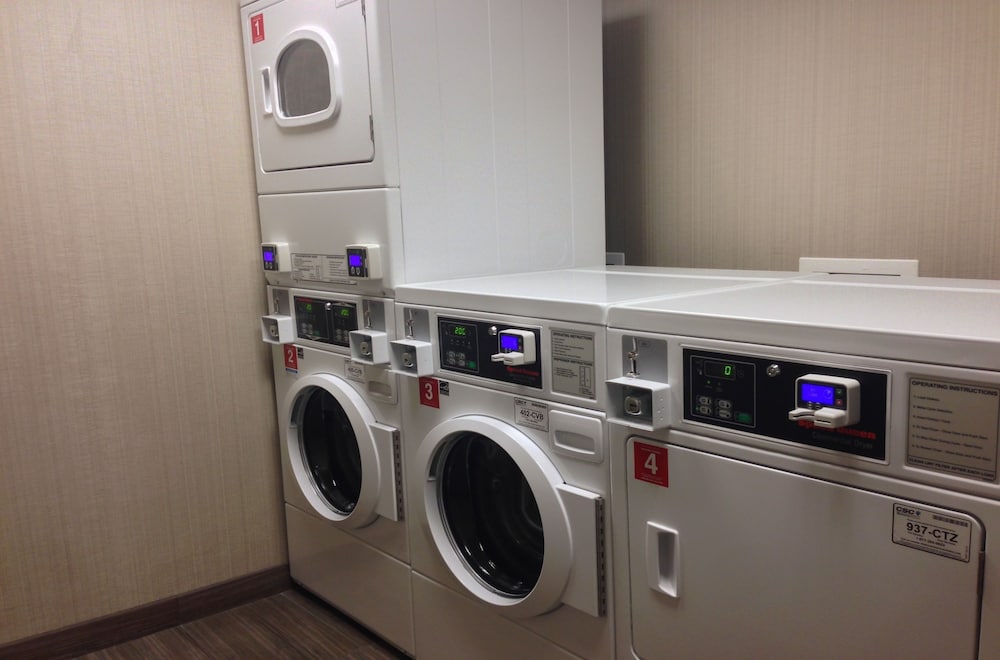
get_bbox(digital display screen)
[447,324,470,338]
[262,249,275,262]
[500,334,521,351]
[800,382,835,406]
[704,360,736,380]
[348,253,364,267]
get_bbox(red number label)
[283,344,298,372]
[418,377,440,408]
[250,14,265,43]
[634,442,669,487]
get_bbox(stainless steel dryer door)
[626,436,984,659]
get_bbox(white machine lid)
[395,267,799,325]
[608,274,1000,369]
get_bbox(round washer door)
[284,373,384,528]
[417,415,575,617]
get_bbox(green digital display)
[339,307,352,317]
[704,360,736,380]
[452,326,469,337]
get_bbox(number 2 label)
[634,441,669,487]
[283,344,298,372]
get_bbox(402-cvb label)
[515,399,548,431]
[891,503,975,562]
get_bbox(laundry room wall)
[603,0,1000,279]
[0,0,284,646]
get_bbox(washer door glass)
[299,387,363,514]
[439,433,544,597]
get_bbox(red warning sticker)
[634,441,669,487]
[283,344,298,372]
[250,14,265,43]
[418,377,440,409]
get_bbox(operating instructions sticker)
[907,378,1000,481]
[551,329,596,399]
[293,254,350,284]
[891,503,975,562]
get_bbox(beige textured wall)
[604,0,1000,279]
[0,1,285,645]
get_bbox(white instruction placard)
[891,503,975,562]
[551,329,596,400]
[293,253,350,284]
[907,378,1000,481]
[515,399,548,432]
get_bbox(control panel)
[684,349,888,460]
[261,242,290,274]
[345,244,382,280]
[294,295,358,347]
[491,329,536,366]
[788,375,861,428]
[439,317,542,388]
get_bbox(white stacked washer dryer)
[239,0,606,653]
[239,0,606,296]
[605,275,1000,659]
[390,267,802,659]
[262,286,412,652]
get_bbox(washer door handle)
[646,522,680,598]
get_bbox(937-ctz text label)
[891,503,973,562]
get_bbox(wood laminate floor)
[76,589,408,659]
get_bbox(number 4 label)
[634,442,669,487]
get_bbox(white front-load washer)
[605,275,1000,659]
[405,381,608,660]
[265,286,413,655]
[240,0,606,295]
[391,266,803,659]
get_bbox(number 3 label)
[418,377,440,409]
[634,442,669,487]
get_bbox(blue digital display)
[263,249,275,262]
[348,254,364,267]
[500,334,521,351]
[801,382,835,406]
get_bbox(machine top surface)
[395,267,799,325]
[608,274,1000,369]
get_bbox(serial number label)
[345,363,365,383]
[515,399,548,432]
[891,503,974,562]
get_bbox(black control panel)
[294,295,358,347]
[683,348,888,460]
[438,317,542,388]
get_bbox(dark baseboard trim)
[0,565,291,660]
